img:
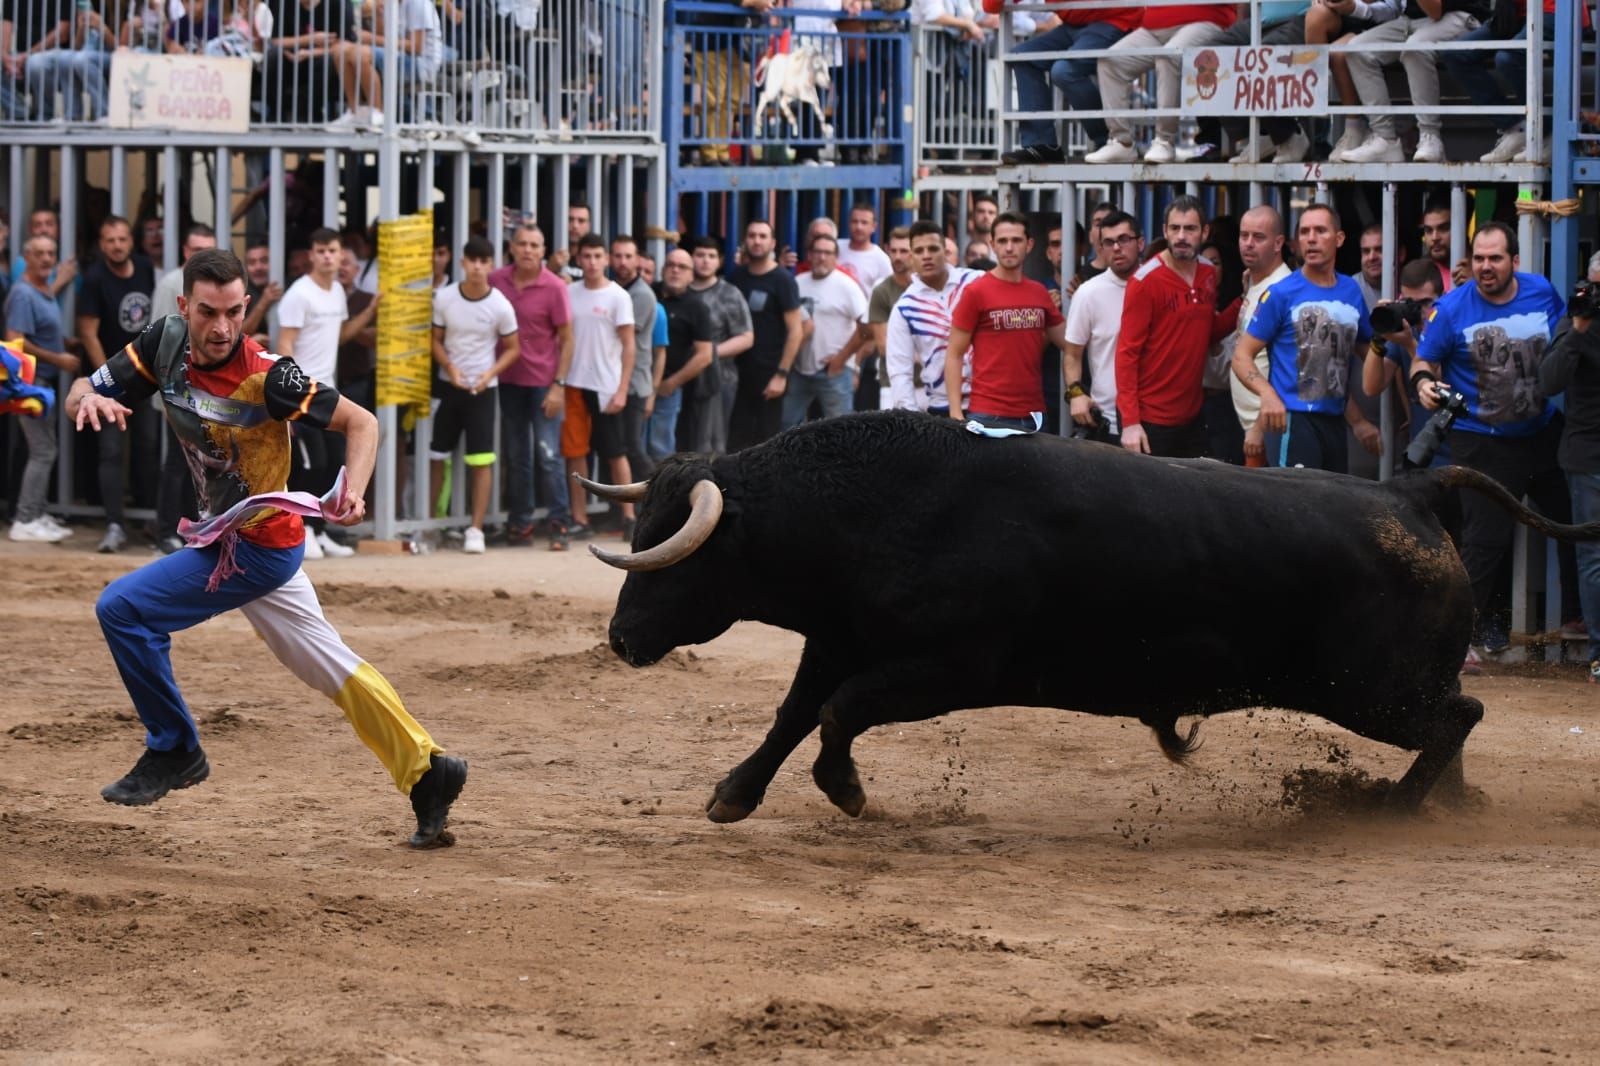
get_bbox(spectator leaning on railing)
[329,0,442,131]
[1438,0,1574,165]
[993,0,1137,166]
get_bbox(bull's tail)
[1145,716,1203,764]
[1433,466,1600,542]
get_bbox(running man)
[65,249,467,848]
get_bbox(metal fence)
[0,0,660,141]
[912,24,997,170]
[667,1,911,166]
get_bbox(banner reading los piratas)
[107,53,251,133]
[1183,46,1329,117]
[376,210,435,410]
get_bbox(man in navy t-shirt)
[1231,204,1371,472]
[1405,222,1575,656]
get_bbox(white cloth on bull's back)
[1228,261,1293,431]
[885,266,981,412]
[796,268,869,376]
[1063,267,1132,435]
[566,279,636,398]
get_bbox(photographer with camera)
[1537,267,1600,680]
[1407,222,1576,664]
[1364,258,1450,466]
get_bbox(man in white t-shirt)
[785,233,870,430]
[563,234,637,537]
[885,220,981,416]
[1224,205,1292,466]
[429,237,520,554]
[1063,209,1143,443]
[836,202,893,295]
[278,227,381,559]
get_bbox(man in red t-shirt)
[945,212,1066,433]
[1115,195,1236,458]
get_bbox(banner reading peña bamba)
[1182,45,1329,118]
[107,53,252,134]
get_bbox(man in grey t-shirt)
[611,236,659,476]
[687,236,754,455]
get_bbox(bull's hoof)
[705,778,759,823]
[812,760,867,818]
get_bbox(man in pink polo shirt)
[489,222,576,549]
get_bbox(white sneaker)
[316,530,355,558]
[9,518,68,543]
[1512,140,1549,164]
[462,526,486,554]
[39,514,71,537]
[1413,131,1446,163]
[1142,137,1175,164]
[97,522,128,554]
[327,110,361,132]
[1481,127,1526,164]
[1084,139,1138,164]
[1340,134,1404,164]
[1328,125,1367,163]
[302,530,325,559]
[366,109,384,131]
[1271,130,1311,163]
[1229,134,1272,163]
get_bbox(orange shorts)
[560,385,591,459]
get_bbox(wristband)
[773,367,790,379]
[1368,337,1387,359]
[553,378,566,387]
[1409,369,1439,393]
[1065,381,1087,400]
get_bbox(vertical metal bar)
[373,0,403,545]
[618,157,635,239]
[323,149,340,230]
[419,147,435,217]
[647,151,667,265]
[268,148,286,347]
[1550,0,1578,299]
[453,151,471,281]
[587,155,603,237]
[1450,183,1467,271]
[1525,1,1542,167]
[488,151,506,268]
[110,147,127,216]
[1059,181,1077,434]
[8,145,23,265]
[1378,181,1396,483]
[214,146,230,249]
[554,154,572,260]
[521,152,538,228]
[162,146,179,275]
[57,145,78,507]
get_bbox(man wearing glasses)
[1063,210,1144,444]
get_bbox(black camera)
[1404,389,1468,469]
[1068,406,1107,441]
[1571,280,1600,320]
[1371,298,1425,335]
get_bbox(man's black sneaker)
[101,745,210,806]
[566,522,594,542]
[506,522,534,547]
[409,753,468,848]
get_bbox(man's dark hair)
[886,225,911,243]
[610,233,638,251]
[99,214,132,236]
[973,193,999,210]
[687,234,724,256]
[462,235,495,261]
[743,217,774,237]
[1473,221,1519,258]
[1097,209,1139,235]
[576,233,607,253]
[184,221,216,243]
[809,232,839,254]
[1164,195,1206,227]
[1422,197,1452,219]
[1399,257,1443,294]
[908,219,943,243]
[849,201,875,218]
[1092,201,1116,219]
[183,247,245,296]
[308,226,340,248]
[1300,202,1343,234]
[992,211,1028,236]
[1361,222,1383,239]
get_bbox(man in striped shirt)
[885,220,982,416]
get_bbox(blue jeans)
[97,539,305,752]
[1569,473,1600,662]
[25,47,109,121]
[1439,17,1553,131]
[498,383,570,529]
[646,388,683,462]
[780,369,854,430]
[1011,20,1123,147]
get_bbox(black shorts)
[562,387,628,461]
[430,382,498,462]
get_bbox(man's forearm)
[778,313,803,372]
[78,320,107,369]
[340,409,379,500]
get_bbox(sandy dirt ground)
[2,533,1599,1065]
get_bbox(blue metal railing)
[665,1,912,169]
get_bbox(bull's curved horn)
[590,480,723,572]
[571,474,650,503]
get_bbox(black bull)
[583,411,1600,822]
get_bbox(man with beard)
[65,249,467,847]
[1408,222,1572,662]
[242,242,284,345]
[726,219,802,450]
[647,247,715,459]
[1063,209,1143,443]
[1231,204,1371,473]
[1115,196,1233,458]
[77,215,157,553]
[685,235,753,454]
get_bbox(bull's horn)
[590,480,723,572]
[572,474,649,503]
